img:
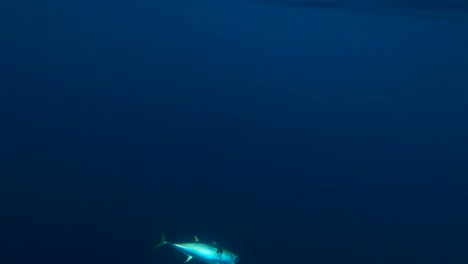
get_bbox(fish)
[155,233,240,264]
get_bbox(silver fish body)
[156,233,239,264]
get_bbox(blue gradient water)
[1,1,467,264]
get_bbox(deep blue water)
[1,0,468,264]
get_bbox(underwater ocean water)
[1,0,468,263]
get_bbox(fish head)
[220,249,239,264]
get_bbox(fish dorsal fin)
[194,236,199,242]
[212,241,223,253]
[184,255,193,263]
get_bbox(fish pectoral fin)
[194,235,199,242]
[184,255,193,263]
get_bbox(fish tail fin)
[154,232,168,248]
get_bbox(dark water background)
[1,0,468,264]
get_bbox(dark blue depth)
[1,1,467,264]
